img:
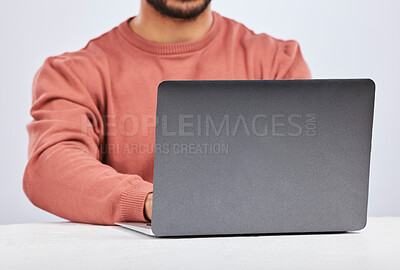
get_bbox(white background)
[0,0,399,224]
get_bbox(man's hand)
[144,192,153,221]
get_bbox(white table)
[0,217,399,270]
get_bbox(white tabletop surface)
[0,217,399,270]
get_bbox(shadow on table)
[114,226,361,240]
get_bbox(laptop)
[116,79,375,237]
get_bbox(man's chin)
[146,0,211,20]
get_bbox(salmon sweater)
[23,12,311,225]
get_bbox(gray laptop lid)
[151,79,375,237]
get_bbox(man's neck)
[129,2,213,44]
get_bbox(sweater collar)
[118,11,221,55]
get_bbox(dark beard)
[146,0,211,20]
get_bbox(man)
[24,0,311,225]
